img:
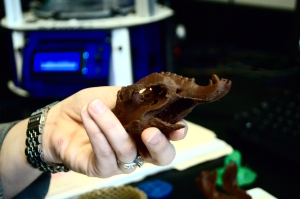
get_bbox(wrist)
[43,102,60,164]
[25,101,69,173]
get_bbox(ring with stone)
[117,155,145,170]
[134,155,145,168]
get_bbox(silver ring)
[134,156,145,168]
[117,155,145,170]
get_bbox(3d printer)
[1,0,173,98]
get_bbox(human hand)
[43,86,188,177]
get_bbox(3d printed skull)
[112,72,231,153]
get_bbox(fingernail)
[147,131,161,146]
[81,106,91,119]
[179,128,185,139]
[89,99,105,115]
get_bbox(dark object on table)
[222,163,251,199]
[228,90,300,164]
[112,72,231,154]
[196,163,251,199]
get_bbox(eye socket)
[138,85,168,106]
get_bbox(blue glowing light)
[83,52,89,59]
[82,67,88,74]
[33,52,81,72]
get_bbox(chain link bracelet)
[25,101,69,173]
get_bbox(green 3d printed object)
[216,150,257,186]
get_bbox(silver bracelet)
[25,101,69,173]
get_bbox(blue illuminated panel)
[33,52,81,72]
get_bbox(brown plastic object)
[222,163,251,199]
[195,163,252,199]
[196,171,238,199]
[112,72,231,153]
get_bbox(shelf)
[1,4,173,31]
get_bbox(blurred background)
[1,0,300,198]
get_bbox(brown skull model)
[112,72,231,153]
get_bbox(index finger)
[87,99,137,164]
